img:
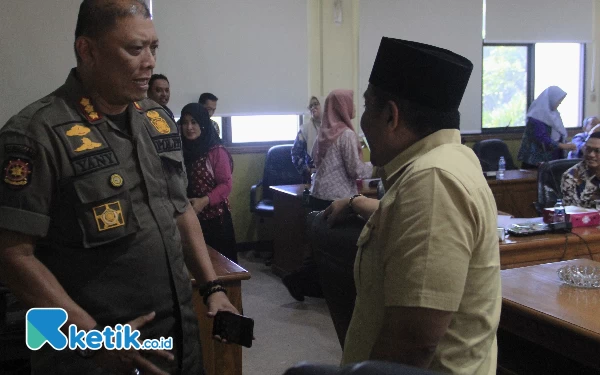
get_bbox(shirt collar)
[381,129,461,189]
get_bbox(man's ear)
[385,100,401,131]
[75,36,95,65]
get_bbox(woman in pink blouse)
[311,89,372,206]
[181,103,237,262]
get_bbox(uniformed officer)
[0,1,237,374]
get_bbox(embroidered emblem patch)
[146,110,171,134]
[110,174,124,187]
[3,158,32,188]
[75,137,103,152]
[93,201,125,231]
[66,124,91,137]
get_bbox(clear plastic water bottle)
[497,156,506,179]
[553,199,566,223]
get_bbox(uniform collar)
[381,129,461,189]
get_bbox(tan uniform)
[342,129,501,375]
[0,69,203,374]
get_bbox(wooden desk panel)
[192,248,251,375]
[487,170,538,218]
[499,259,600,372]
[500,226,600,269]
[270,184,378,277]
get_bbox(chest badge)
[93,201,125,231]
[146,110,171,134]
[3,158,32,188]
[110,173,124,187]
[75,137,103,152]
[66,124,91,137]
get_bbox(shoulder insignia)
[93,201,125,231]
[3,158,32,188]
[133,102,142,111]
[147,110,171,134]
[78,97,103,122]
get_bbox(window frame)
[481,42,585,134]
[220,114,304,154]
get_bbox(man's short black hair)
[149,74,169,90]
[74,0,151,61]
[198,93,218,104]
[371,85,460,139]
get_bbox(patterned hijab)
[181,103,222,165]
[526,86,567,141]
[313,89,361,167]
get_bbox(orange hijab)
[313,89,362,167]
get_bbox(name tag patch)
[72,151,119,175]
[153,134,182,153]
[93,201,125,231]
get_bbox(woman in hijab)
[517,86,577,168]
[291,96,322,181]
[310,89,372,207]
[180,103,237,263]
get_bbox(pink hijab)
[313,89,362,167]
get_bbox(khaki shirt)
[0,69,201,374]
[342,129,501,375]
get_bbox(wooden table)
[191,247,251,375]
[500,225,600,269]
[270,182,378,277]
[498,259,600,373]
[487,169,538,218]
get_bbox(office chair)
[472,139,516,172]
[250,144,303,217]
[535,158,582,214]
[284,360,443,375]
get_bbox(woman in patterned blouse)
[181,103,237,262]
[561,132,600,208]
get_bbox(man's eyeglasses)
[585,146,600,155]
[308,102,320,110]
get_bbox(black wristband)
[200,279,224,296]
[348,194,364,214]
[203,286,227,305]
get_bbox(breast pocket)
[72,169,140,248]
[160,152,188,214]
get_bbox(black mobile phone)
[212,311,254,348]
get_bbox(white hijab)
[526,86,567,141]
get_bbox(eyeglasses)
[308,102,320,109]
[585,146,600,155]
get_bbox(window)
[482,43,584,130]
[228,115,299,144]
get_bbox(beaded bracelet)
[200,279,224,296]
[203,286,227,305]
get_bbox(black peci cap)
[369,37,473,111]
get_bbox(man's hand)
[189,197,210,214]
[93,312,174,375]
[559,142,577,151]
[322,198,352,228]
[205,291,241,343]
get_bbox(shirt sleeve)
[339,131,373,179]
[382,168,475,311]
[561,167,579,207]
[0,131,55,237]
[530,118,559,149]
[206,147,233,206]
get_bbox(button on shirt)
[342,129,501,375]
[561,161,600,208]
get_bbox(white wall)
[0,1,81,127]
[359,0,483,134]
